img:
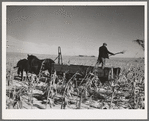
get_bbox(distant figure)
[97,43,115,69]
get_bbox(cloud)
[7,35,58,55]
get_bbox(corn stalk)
[61,72,78,109]
[133,39,144,51]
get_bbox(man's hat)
[103,43,107,46]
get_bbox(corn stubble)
[6,53,144,109]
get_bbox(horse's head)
[41,59,55,75]
[27,54,39,62]
[27,54,39,68]
[27,54,33,60]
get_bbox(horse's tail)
[13,65,18,69]
[13,60,20,69]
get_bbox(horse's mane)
[28,54,55,63]
[28,54,40,60]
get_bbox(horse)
[27,54,55,76]
[13,59,30,81]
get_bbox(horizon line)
[6,51,144,59]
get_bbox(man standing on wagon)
[97,43,115,69]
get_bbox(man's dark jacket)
[98,46,114,59]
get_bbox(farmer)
[97,43,115,69]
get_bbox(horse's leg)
[47,68,51,76]
[21,69,23,81]
[48,66,54,76]
[26,71,29,81]
[17,67,21,76]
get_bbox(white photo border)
[2,1,148,120]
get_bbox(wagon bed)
[54,64,120,80]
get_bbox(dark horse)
[14,59,30,81]
[27,54,55,76]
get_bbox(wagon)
[54,64,121,81]
[53,47,121,82]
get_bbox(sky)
[6,5,144,58]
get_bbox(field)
[6,52,145,109]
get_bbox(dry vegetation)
[6,52,145,109]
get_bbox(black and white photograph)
[2,1,148,119]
